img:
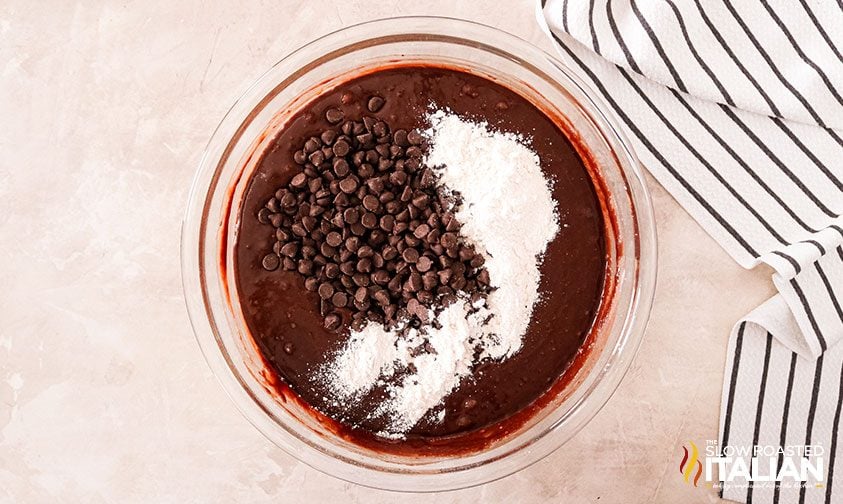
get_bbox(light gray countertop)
[0,1,774,501]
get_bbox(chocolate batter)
[234,66,606,448]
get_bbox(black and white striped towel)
[537,0,843,501]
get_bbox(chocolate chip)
[280,242,298,257]
[361,212,377,229]
[261,253,279,271]
[304,137,321,153]
[372,270,389,285]
[339,176,359,194]
[413,223,431,239]
[318,282,334,300]
[290,173,307,189]
[321,130,337,145]
[333,139,350,157]
[331,292,348,308]
[367,96,385,112]
[416,256,433,272]
[373,289,390,306]
[354,286,368,303]
[402,247,419,263]
[324,313,341,330]
[325,231,342,247]
[407,129,423,145]
[343,207,360,224]
[379,214,395,232]
[325,108,344,124]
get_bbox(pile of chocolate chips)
[257,96,491,331]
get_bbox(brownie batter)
[233,66,606,447]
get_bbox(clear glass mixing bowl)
[181,16,656,492]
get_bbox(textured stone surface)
[0,1,773,501]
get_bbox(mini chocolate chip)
[407,129,423,145]
[325,231,342,247]
[324,313,341,330]
[406,271,422,292]
[393,129,409,146]
[367,96,385,112]
[373,289,390,306]
[373,122,388,138]
[441,232,458,249]
[290,173,307,188]
[301,215,317,232]
[268,213,283,228]
[261,254,279,271]
[413,223,431,239]
[304,137,321,153]
[379,214,395,232]
[331,292,348,308]
[400,186,413,202]
[325,262,340,279]
[320,242,336,258]
[340,261,355,276]
[387,276,402,293]
[381,245,398,260]
[402,247,419,263]
[343,207,360,224]
[356,133,373,146]
[321,130,337,145]
[293,258,310,275]
[280,192,296,207]
[333,158,350,177]
[412,193,429,209]
[318,283,335,300]
[362,195,380,212]
[339,176,358,194]
[280,242,299,257]
[353,273,370,287]
[416,256,433,272]
[477,269,490,285]
[366,177,385,194]
[407,298,428,322]
[325,108,344,124]
[293,150,307,165]
[354,286,368,303]
[358,163,374,178]
[390,171,407,186]
[333,139,350,157]
[308,150,324,166]
[372,270,389,285]
[361,212,377,229]
[350,222,365,236]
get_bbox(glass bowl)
[181,16,656,492]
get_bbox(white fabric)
[538,0,843,502]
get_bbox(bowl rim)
[181,15,657,492]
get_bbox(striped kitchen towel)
[537,0,843,502]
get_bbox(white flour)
[424,110,560,359]
[316,109,559,437]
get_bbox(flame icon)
[679,441,703,487]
